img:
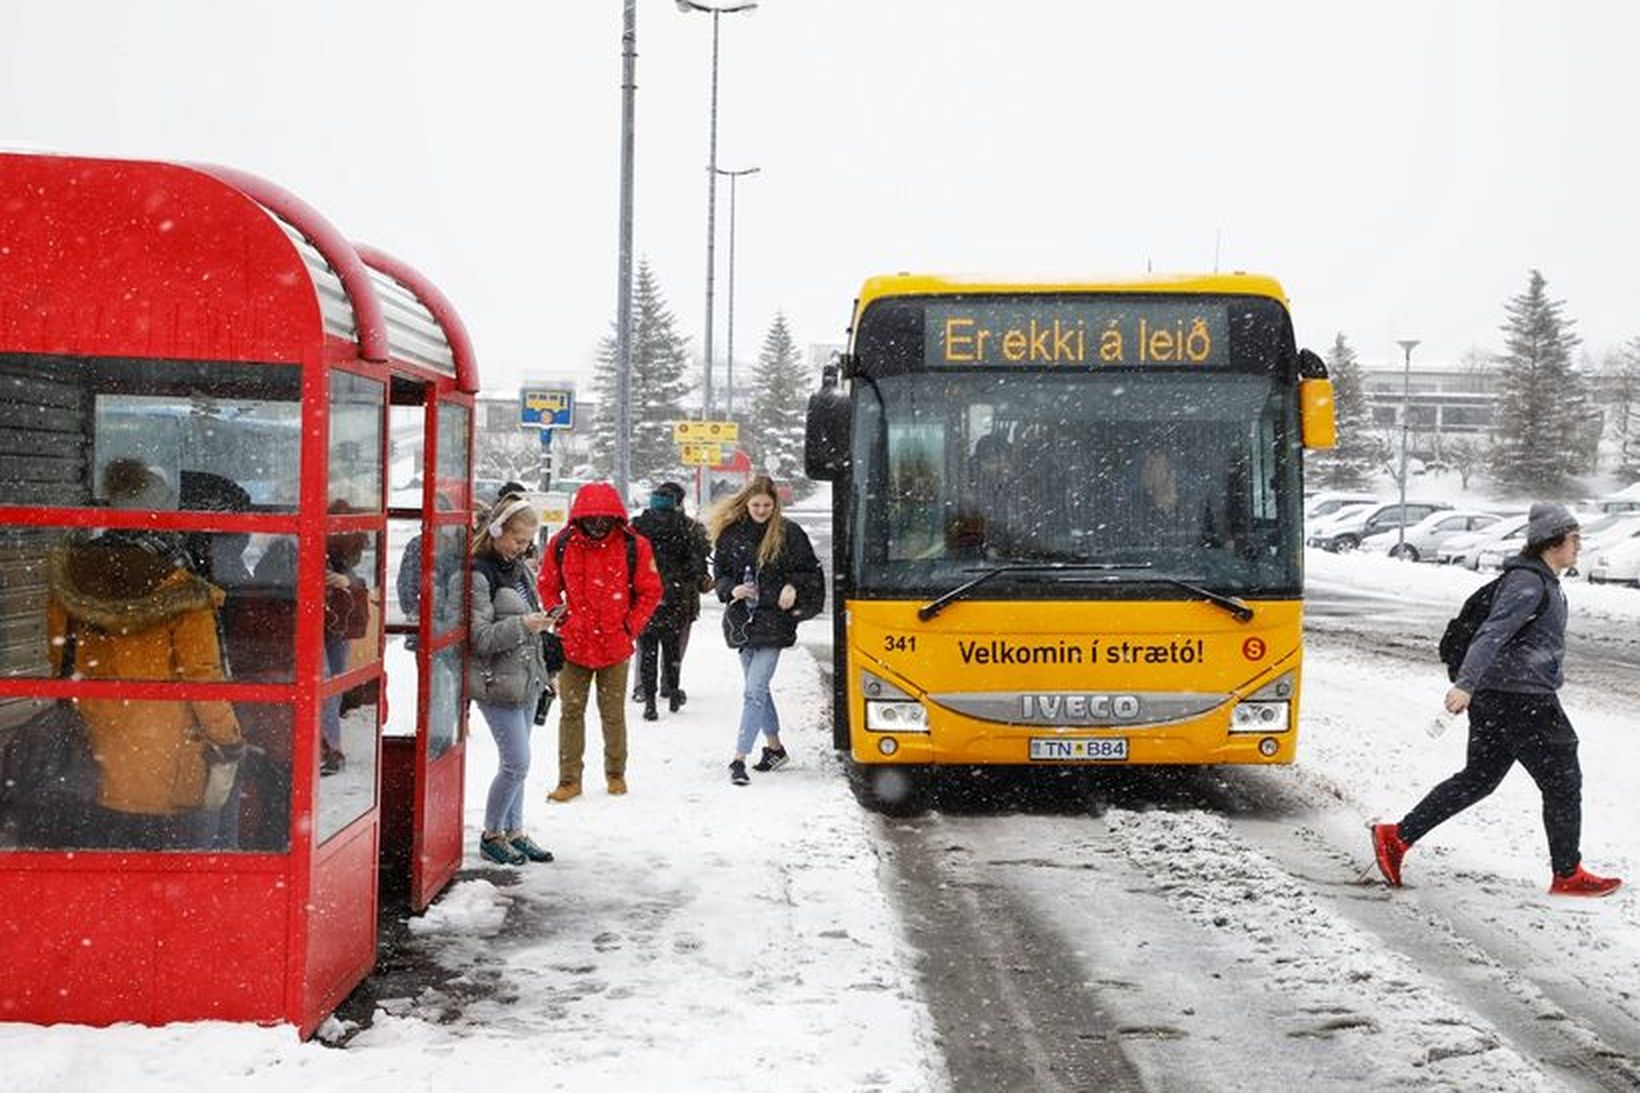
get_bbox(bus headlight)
[1230,701,1290,733]
[865,700,929,732]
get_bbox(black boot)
[669,690,685,713]
[643,697,659,721]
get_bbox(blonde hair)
[707,474,786,568]
[471,497,539,556]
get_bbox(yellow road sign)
[673,420,739,443]
[679,442,729,466]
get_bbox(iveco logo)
[1020,694,1142,722]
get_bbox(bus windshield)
[850,370,1303,598]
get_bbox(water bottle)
[742,566,759,609]
[1427,709,1460,739]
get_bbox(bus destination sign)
[925,301,1229,369]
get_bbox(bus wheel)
[848,762,928,815]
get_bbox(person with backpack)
[463,495,557,866]
[631,481,711,720]
[708,475,826,786]
[538,482,662,801]
[1372,502,1622,898]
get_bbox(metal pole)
[679,1,756,418]
[614,0,638,497]
[715,166,758,418]
[725,168,736,417]
[1395,338,1420,555]
[702,10,721,419]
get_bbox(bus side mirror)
[1299,367,1336,450]
[804,363,851,481]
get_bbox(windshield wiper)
[1087,570,1255,622]
[915,561,1254,623]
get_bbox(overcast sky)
[5,0,1638,397]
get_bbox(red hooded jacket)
[538,482,663,669]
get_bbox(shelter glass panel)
[436,401,472,517]
[428,640,464,761]
[0,525,296,683]
[0,354,301,510]
[315,680,378,844]
[329,372,384,512]
[0,700,291,854]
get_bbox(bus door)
[381,383,471,910]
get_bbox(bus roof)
[853,272,1289,324]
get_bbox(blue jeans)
[321,637,350,748]
[477,689,540,834]
[736,646,783,756]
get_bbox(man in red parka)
[539,482,662,800]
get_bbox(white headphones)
[488,497,532,540]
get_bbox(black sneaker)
[729,759,750,786]
[751,746,789,772]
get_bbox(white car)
[1437,514,1526,568]
[1473,516,1536,571]
[1586,534,1640,585]
[1471,512,1640,573]
[1364,509,1506,562]
[1304,491,1379,522]
[1570,514,1640,578]
[1306,500,1454,552]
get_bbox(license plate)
[1028,737,1129,762]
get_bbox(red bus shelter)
[0,152,478,1034]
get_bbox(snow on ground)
[1,604,945,1093]
[1111,546,1640,1086]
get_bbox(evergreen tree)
[1309,332,1381,489]
[1486,270,1588,494]
[590,259,693,484]
[1602,337,1640,483]
[744,312,813,497]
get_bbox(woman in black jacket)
[708,476,824,786]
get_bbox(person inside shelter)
[44,458,244,851]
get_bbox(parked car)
[1593,495,1640,516]
[1437,514,1527,568]
[1472,516,1536,571]
[1470,512,1635,573]
[1304,491,1379,522]
[1363,509,1505,562]
[1568,514,1640,578]
[1304,501,1378,543]
[1586,533,1640,585]
[1306,500,1454,552]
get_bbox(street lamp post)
[1395,338,1420,556]
[612,0,639,499]
[677,0,757,420]
[715,165,758,417]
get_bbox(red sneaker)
[1549,866,1623,898]
[1371,823,1409,888]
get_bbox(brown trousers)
[555,658,630,785]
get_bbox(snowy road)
[877,554,1640,1091]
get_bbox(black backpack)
[1438,570,1550,682]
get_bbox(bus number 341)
[883,634,917,652]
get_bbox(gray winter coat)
[1455,555,1566,695]
[462,554,550,707]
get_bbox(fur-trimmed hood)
[50,533,225,636]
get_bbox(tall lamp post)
[715,165,758,417]
[612,0,639,499]
[1395,338,1420,556]
[677,0,758,420]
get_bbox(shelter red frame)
[0,152,478,1035]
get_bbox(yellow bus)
[804,274,1337,809]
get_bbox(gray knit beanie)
[1526,501,1579,547]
